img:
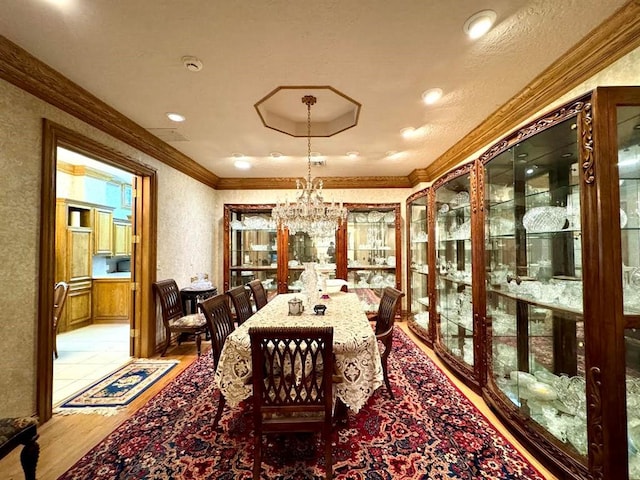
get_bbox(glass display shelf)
[484,114,587,467]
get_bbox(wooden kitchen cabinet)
[65,280,92,330]
[94,207,114,255]
[93,279,130,323]
[113,220,131,256]
[67,228,92,281]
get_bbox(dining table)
[214,292,384,413]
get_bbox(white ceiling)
[0,0,628,180]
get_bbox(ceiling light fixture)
[401,127,416,139]
[422,88,443,105]
[270,152,283,158]
[234,160,251,170]
[346,151,359,158]
[166,112,185,122]
[182,56,203,72]
[463,10,496,39]
[271,95,347,237]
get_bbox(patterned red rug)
[58,328,546,479]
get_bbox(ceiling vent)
[146,128,189,142]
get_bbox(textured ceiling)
[0,0,628,179]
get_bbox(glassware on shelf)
[522,206,568,233]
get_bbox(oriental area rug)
[58,329,545,479]
[55,360,178,416]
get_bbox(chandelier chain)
[271,94,348,238]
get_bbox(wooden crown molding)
[0,35,219,189]
[421,0,640,182]
[216,175,412,190]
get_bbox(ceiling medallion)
[271,95,348,237]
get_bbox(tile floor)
[53,323,131,406]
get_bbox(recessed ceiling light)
[346,151,359,158]
[401,127,416,139]
[270,152,282,158]
[561,152,573,158]
[234,160,251,170]
[526,168,535,175]
[166,112,185,122]
[463,10,496,39]
[310,151,322,158]
[232,152,245,158]
[517,152,528,158]
[634,124,640,130]
[422,88,443,105]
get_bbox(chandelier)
[271,95,348,238]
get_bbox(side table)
[180,286,218,315]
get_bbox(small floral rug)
[55,360,178,416]
[58,329,546,478]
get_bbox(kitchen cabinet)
[93,278,130,322]
[93,207,114,255]
[113,220,131,256]
[56,199,94,332]
[65,279,92,329]
[407,188,432,346]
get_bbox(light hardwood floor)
[1,323,557,480]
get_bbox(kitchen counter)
[92,272,131,279]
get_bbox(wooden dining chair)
[226,285,254,325]
[52,281,69,359]
[370,286,404,399]
[249,326,335,480]
[153,279,208,356]
[198,293,236,430]
[247,279,268,311]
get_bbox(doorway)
[52,147,134,405]
[38,119,158,422]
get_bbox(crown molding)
[0,35,219,189]
[423,0,640,182]
[216,176,412,190]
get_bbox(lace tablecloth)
[214,292,384,412]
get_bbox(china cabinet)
[432,164,482,391]
[405,87,640,479]
[341,203,401,313]
[407,188,432,345]
[224,203,401,313]
[477,87,640,480]
[223,205,281,299]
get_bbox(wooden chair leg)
[382,358,394,399]
[53,337,58,359]
[213,394,226,431]
[20,435,39,480]
[196,332,202,356]
[161,328,171,356]
[253,433,262,480]
[324,426,333,480]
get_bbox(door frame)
[38,119,158,422]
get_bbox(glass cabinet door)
[618,105,640,479]
[484,116,587,463]
[286,232,337,291]
[407,191,430,342]
[346,205,399,313]
[435,172,474,367]
[227,208,278,299]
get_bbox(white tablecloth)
[214,292,384,412]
